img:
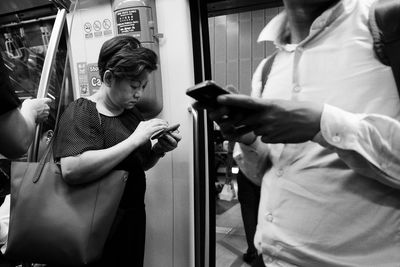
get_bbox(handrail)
[190,105,204,267]
[190,105,215,267]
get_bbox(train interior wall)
[208,7,283,95]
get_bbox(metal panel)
[265,7,280,56]
[208,18,215,80]
[208,7,282,96]
[238,11,252,96]
[226,14,239,89]
[214,15,227,86]
[251,9,266,74]
[189,0,215,266]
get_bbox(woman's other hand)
[129,118,168,145]
[152,131,182,155]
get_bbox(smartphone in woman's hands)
[151,123,180,140]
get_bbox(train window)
[0,5,74,162]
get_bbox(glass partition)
[0,4,74,161]
[209,7,282,266]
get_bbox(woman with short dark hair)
[53,35,181,266]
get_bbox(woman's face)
[109,71,150,110]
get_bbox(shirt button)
[293,85,302,93]
[332,135,341,143]
[265,213,273,222]
[276,168,284,177]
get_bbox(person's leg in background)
[236,170,261,265]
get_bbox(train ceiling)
[0,0,285,23]
[0,0,56,25]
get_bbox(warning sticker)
[93,20,102,31]
[115,8,141,34]
[77,62,102,96]
[84,22,92,33]
[103,19,111,30]
[88,63,101,95]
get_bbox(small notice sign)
[116,8,141,34]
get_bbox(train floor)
[216,178,251,267]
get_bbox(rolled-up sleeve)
[314,104,400,188]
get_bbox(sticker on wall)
[115,8,141,36]
[93,20,102,31]
[77,62,102,96]
[77,62,89,96]
[88,63,102,95]
[103,19,113,36]
[93,20,103,37]
[84,22,93,39]
[84,22,92,33]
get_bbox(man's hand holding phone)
[186,81,256,144]
[213,95,323,144]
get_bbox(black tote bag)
[5,148,128,266]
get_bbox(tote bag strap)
[32,90,64,184]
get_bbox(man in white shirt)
[208,0,400,266]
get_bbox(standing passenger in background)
[223,85,262,265]
[0,52,51,267]
[208,0,400,266]
[53,35,181,267]
[0,55,51,158]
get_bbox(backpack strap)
[260,51,278,96]
[369,0,400,94]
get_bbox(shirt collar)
[258,0,357,47]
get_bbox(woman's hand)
[129,119,168,146]
[152,131,182,155]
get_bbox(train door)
[188,1,283,266]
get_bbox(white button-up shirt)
[234,0,400,266]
